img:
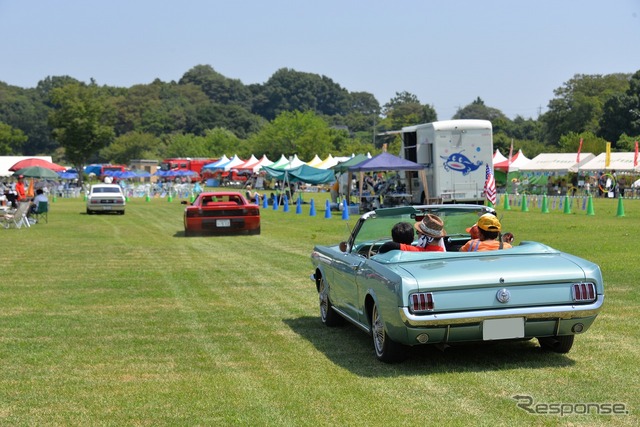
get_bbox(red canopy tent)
[493,149,529,172]
[9,158,66,172]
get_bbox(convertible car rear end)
[310,205,604,363]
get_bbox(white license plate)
[216,219,230,227]
[103,206,111,210]
[483,318,524,340]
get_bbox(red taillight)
[572,283,596,301]
[411,292,434,312]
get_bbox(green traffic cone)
[145,194,150,202]
[541,194,549,213]
[521,195,529,212]
[503,193,511,211]
[52,194,57,203]
[168,194,173,202]
[586,195,595,216]
[563,195,571,214]
[616,196,625,217]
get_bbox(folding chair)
[2,202,31,229]
[34,201,49,224]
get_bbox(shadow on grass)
[284,316,576,376]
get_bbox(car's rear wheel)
[318,276,343,327]
[86,209,93,215]
[538,335,574,353]
[371,302,406,363]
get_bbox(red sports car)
[182,191,260,236]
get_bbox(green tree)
[600,70,640,144]
[453,97,508,122]
[99,131,161,164]
[180,64,252,109]
[558,131,608,155]
[540,73,630,145]
[251,110,333,160]
[251,68,350,120]
[49,82,116,176]
[202,127,242,157]
[0,122,28,155]
[379,91,437,131]
[163,133,209,158]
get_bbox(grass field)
[1,192,638,426]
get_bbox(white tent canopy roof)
[493,149,507,164]
[519,152,595,173]
[306,154,323,167]
[222,155,245,171]
[579,152,639,172]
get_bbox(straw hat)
[414,214,445,238]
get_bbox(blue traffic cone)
[283,195,289,212]
[309,199,316,216]
[324,200,332,218]
[262,194,268,208]
[273,194,279,211]
[342,200,349,220]
[296,196,302,214]
[254,194,260,205]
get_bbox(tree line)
[1,64,639,172]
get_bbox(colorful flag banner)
[634,141,638,168]
[605,142,611,168]
[576,138,583,163]
[484,164,497,205]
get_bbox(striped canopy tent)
[306,154,323,168]
[222,155,245,171]
[493,149,507,164]
[269,154,289,170]
[249,155,274,172]
[202,154,230,171]
[494,149,531,172]
[233,155,259,171]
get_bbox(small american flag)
[484,164,497,205]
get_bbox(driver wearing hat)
[460,213,513,252]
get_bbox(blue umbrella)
[58,171,79,180]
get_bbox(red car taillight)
[572,283,596,301]
[410,292,434,312]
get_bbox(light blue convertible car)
[311,205,604,363]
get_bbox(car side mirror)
[339,241,348,253]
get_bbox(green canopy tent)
[262,163,335,202]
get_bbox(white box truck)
[400,119,493,204]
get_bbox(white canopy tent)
[306,154,323,167]
[519,153,595,175]
[579,152,639,172]
[493,149,507,164]
[222,155,245,171]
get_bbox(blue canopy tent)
[347,152,428,206]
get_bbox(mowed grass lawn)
[1,192,638,426]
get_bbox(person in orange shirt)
[460,213,512,252]
[378,214,446,253]
[15,175,26,202]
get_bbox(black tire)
[538,335,575,353]
[371,302,406,363]
[318,276,343,327]
[86,209,93,215]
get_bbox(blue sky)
[1,0,639,120]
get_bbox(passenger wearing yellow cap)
[460,213,512,252]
